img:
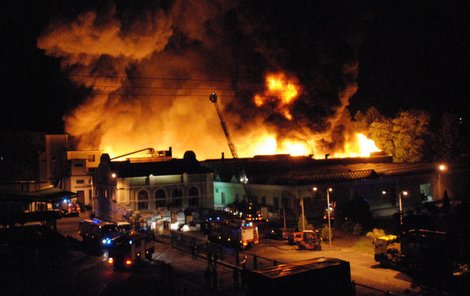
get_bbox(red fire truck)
[206,219,259,249]
[106,233,155,270]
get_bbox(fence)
[170,231,410,296]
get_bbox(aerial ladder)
[209,92,239,159]
[110,148,155,160]
[209,93,262,220]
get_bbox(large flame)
[246,72,380,158]
[253,73,300,120]
[332,133,381,158]
[37,3,380,161]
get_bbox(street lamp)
[437,163,448,199]
[398,191,408,228]
[326,187,333,247]
[438,163,447,172]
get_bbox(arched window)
[137,190,149,210]
[155,189,166,208]
[188,186,199,207]
[172,188,183,207]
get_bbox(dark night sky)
[0,0,469,134]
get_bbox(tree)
[353,106,382,133]
[434,112,469,161]
[369,110,431,162]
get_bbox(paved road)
[53,215,445,296]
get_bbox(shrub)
[341,219,355,232]
[321,225,333,241]
[365,228,386,239]
[353,223,363,236]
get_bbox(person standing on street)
[191,241,197,260]
[204,267,211,289]
[232,267,239,290]
[212,268,218,291]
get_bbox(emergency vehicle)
[206,219,259,249]
[78,219,118,244]
[105,233,155,270]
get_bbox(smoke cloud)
[38,0,367,159]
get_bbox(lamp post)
[437,163,447,199]
[300,196,305,231]
[326,187,333,247]
[398,191,408,228]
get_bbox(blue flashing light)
[216,217,220,221]
[92,218,102,224]
[102,237,112,246]
[129,240,133,245]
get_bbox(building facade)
[204,155,470,226]
[93,151,214,222]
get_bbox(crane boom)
[209,93,262,219]
[209,92,239,159]
[110,148,155,160]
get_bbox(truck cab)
[79,219,118,244]
[106,233,155,270]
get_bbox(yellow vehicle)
[374,234,403,267]
[297,230,322,250]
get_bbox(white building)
[93,151,214,222]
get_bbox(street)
[51,214,425,296]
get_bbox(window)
[172,188,183,207]
[76,190,85,204]
[155,189,166,208]
[76,179,85,184]
[221,192,226,205]
[188,187,199,207]
[273,197,279,211]
[137,190,149,210]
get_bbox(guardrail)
[169,231,410,296]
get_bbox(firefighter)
[232,267,239,289]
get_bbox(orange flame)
[253,73,300,120]
[333,133,381,158]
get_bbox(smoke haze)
[37,0,368,159]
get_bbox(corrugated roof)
[203,156,439,185]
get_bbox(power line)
[69,74,242,83]
[68,74,304,88]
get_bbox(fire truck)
[105,233,155,270]
[206,219,259,249]
[79,219,118,244]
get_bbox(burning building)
[37,1,380,161]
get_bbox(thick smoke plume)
[38,0,366,159]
